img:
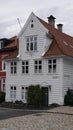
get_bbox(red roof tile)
[44,39,63,57]
[37,17,73,58]
[5,36,18,49]
[3,36,18,60]
[4,49,18,60]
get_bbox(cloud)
[0,0,73,38]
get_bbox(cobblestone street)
[0,106,73,130]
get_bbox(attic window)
[31,24,34,28]
[31,19,34,28]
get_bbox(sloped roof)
[37,17,73,58]
[4,14,73,60]
[4,49,18,60]
[3,36,18,60]
[5,36,18,49]
[44,39,63,57]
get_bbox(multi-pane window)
[10,86,16,99]
[26,36,37,51]
[34,60,42,73]
[10,61,17,74]
[2,78,6,92]
[48,59,56,73]
[21,87,28,100]
[22,61,29,74]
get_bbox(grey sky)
[0,0,73,38]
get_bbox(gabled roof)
[37,16,73,58]
[4,13,73,59]
[3,36,18,60]
[44,39,63,57]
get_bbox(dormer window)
[26,36,37,51]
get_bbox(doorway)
[41,87,48,106]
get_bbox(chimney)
[57,24,63,32]
[47,15,56,27]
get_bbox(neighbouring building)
[0,36,18,92]
[4,12,73,106]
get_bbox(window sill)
[33,73,43,75]
[47,72,58,75]
[25,50,38,53]
[10,74,17,76]
[21,73,30,76]
[2,70,6,71]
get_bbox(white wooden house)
[4,12,73,106]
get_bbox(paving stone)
[0,106,73,130]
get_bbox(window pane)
[26,36,37,51]
[14,86,16,90]
[30,36,33,41]
[48,60,52,64]
[34,42,37,50]
[22,61,25,65]
[30,42,33,50]
[22,61,29,74]
[26,37,29,42]
[53,59,56,63]
[11,86,13,90]
[22,87,24,90]
[34,60,42,73]
[26,61,28,65]
[34,36,37,41]
[26,43,29,51]
[48,65,52,73]
[35,61,37,64]
[53,65,56,73]
[39,60,42,64]
[11,62,13,65]
[14,62,17,65]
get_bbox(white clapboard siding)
[6,13,73,105]
[6,57,64,105]
[63,57,73,96]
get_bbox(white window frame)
[34,60,42,73]
[2,78,6,92]
[48,59,56,73]
[26,35,37,51]
[10,86,16,99]
[10,61,17,74]
[22,61,29,74]
[21,86,28,100]
[2,61,6,71]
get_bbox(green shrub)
[27,85,42,106]
[64,89,73,106]
[0,92,5,103]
